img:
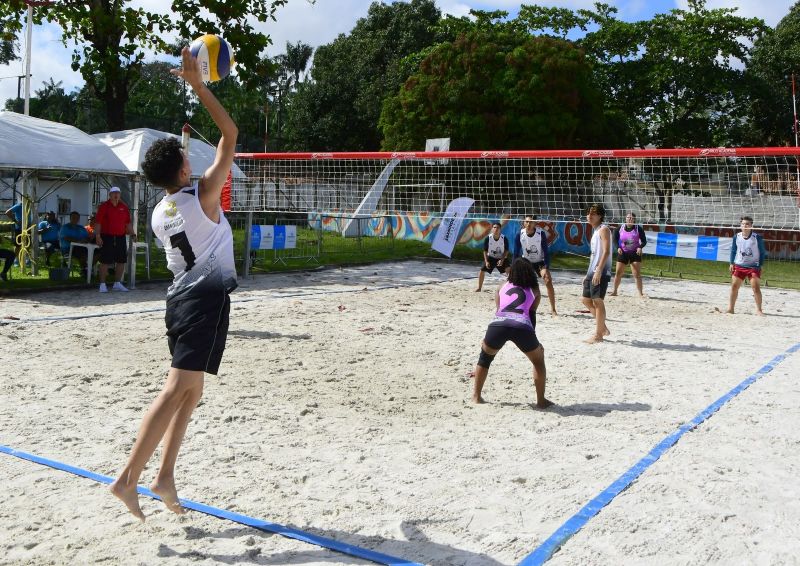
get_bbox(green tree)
[283,0,440,151]
[4,78,77,124]
[379,29,615,150]
[748,2,800,145]
[0,0,293,131]
[284,40,313,89]
[0,36,15,65]
[520,1,766,147]
[124,61,188,133]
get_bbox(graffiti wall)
[309,211,800,260]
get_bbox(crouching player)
[472,258,553,408]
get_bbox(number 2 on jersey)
[501,287,526,314]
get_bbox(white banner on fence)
[431,197,474,258]
[251,225,297,250]
[642,231,732,262]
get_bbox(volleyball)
[189,34,234,82]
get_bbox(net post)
[243,210,253,278]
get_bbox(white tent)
[92,128,245,178]
[0,112,130,173]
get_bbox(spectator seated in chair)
[0,232,14,281]
[37,211,61,265]
[60,211,91,277]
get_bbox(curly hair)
[507,258,539,290]
[141,138,184,188]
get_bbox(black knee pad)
[477,350,496,368]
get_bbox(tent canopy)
[0,111,131,174]
[92,128,245,179]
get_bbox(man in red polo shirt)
[95,186,136,292]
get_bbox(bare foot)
[603,327,611,336]
[609,291,618,296]
[726,309,734,314]
[585,334,604,344]
[756,310,765,316]
[150,477,186,515]
[474,288,481,292]
[550,310,558,317]
[639,293,647,298]
[472,396,485,404]
[110,478,145,522]
[536,398,554,409]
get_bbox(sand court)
[1,260,798,565]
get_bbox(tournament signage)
[431,197,475,257]
[250,225,297,250]
[643,231,731,262]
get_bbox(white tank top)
[152,183,237,299]
[588,224,612,276]
[519,229,544,263]
[486,235,506,258]
[733,232,761,267]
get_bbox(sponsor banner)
[250,225,297,250]
[431,197,474,257]
[644,231,731,262]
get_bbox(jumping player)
[582,203,612,343]
[476,221,509,292]
[514,215,557,315]
[727,215,766,315]
[472,258,553,408]
[611,212,647,297]
[110,46,238,520]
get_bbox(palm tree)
[284,41,313,90]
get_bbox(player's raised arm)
[171,46,238,218]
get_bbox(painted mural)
[309,211,800,260]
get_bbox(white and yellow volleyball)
[189,34,235,82]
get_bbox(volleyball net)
[232,148,800,282]
[233,148,800,229]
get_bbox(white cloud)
[675,0,794,27]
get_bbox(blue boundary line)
[518,341,800,566]
[0,445,422,566]
[4,276,473,324]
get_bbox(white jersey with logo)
[519,229,545,263]
[733,232,761,268]
[486,235,507,258]
[588,224,612,276]
[152,183,237,299]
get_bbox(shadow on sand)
[156,519,505,565]
[615,339,723,352]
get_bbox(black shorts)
[165,289,231,375]
[481,256,508,273]
[617,251,642,265]
[519,257,546,277]
[68,246,88,262]
[99,234,128,264]
[483,322,541,353]
[530,261,547,276]
[583,274,610,299]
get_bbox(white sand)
[1,260,798,566]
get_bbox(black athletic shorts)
[98,234,128,264]
[617,251,642,265]
[165,289,231,375]
[481,256,508,273]
[582,274,611,299]
[530,261,547,276]
[483,322,541,353]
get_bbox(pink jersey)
[618,225,641,253]
[494,282,536,327]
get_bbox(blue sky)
[0,0,794,113]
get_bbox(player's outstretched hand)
[170,47,203,90]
